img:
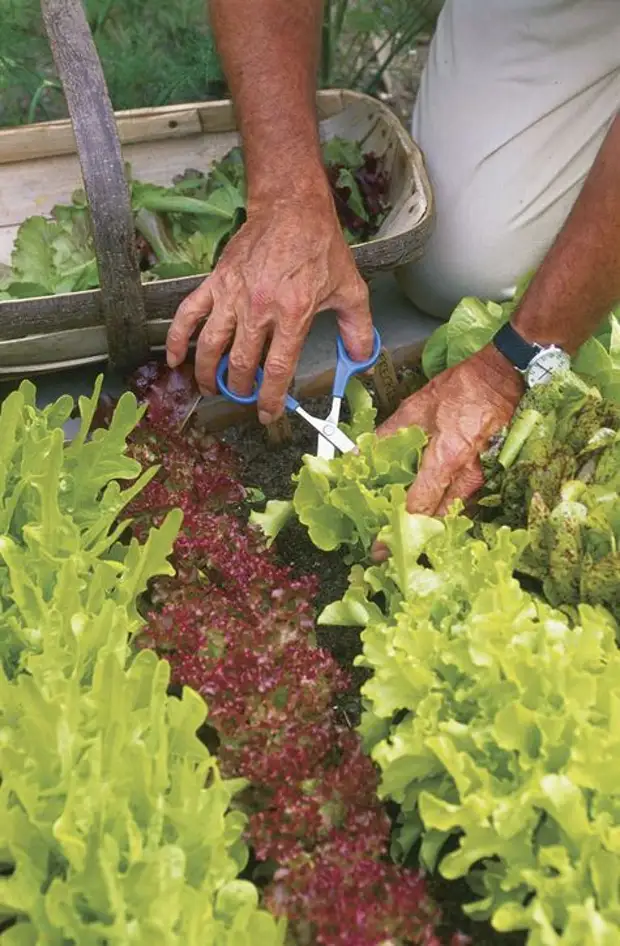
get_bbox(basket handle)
[41,0,150,371]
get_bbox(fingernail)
[258,411,273,426]
[167,354,180,369]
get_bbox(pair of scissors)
[215,327,382,457]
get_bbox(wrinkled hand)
[166,186,373,425]
[372,345,524,559]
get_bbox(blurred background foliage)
[0,0,442,128]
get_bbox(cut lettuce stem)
[498,408,543,469]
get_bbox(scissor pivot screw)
[323,424,335,436]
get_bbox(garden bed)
[1,284,618,945]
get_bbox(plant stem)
[338,31,367,86]
[27,79,62,124]
[91,0,117,35]
[320,0,333,87]
[333,0,350,40]
[351,7,431,92]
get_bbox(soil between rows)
[218,390,526,946]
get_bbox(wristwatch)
[492,321,571,388]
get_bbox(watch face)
[526,347,571,387]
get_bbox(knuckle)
[195,329,216,358]
[228,351,253,375]
[284,301,310,323]
[266,356,292,383]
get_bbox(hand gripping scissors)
[215,327,382,458]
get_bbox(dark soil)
[219,367,427,712]
[220,392,368,715]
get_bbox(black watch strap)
[493,322,540,372]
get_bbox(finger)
[370,539,390,563]
[194,302,237,396]
[331,278,374,362]
[227,321,270,398]
[436,460,485,516]
[256,326,304,424]
[375,391,436,440]
[404,436,454,516]
[166,279,214,368]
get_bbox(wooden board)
[0,90,434,375]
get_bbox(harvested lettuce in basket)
[0,138,391,302]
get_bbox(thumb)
[333,279,374,362]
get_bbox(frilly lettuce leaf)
[479,376,620,618]
[319,492,620,943]
[0,379,285,945]
[253,424,426,557]
[249,499,294,548]
[338,377,377,440]
[9,213,99,298]
[251,380,427,555]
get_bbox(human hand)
[165,184,374,425]
[372,345,524,560]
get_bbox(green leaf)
[376,491,444,597]
[249,499,294,547]
[421,322,449,379]
[445,297,508,368]
[10,216,59,293]
[322,136,364,169]
[341,377,377,439]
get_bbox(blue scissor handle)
[332,326,382,398]
[216,355,299,410]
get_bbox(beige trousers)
[398,0,620,319]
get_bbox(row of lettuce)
[253,301,620,945]
[0,380,286,945]
[0,370,446,945]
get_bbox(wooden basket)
[0,0,434,379]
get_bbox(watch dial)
[526,349,571,387]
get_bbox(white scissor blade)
[321,424,357,454]
[295,405,356,455]
[316,397,342,459]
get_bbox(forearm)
[209,0,327,202]
[513,112,620,354]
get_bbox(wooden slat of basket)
[0,275,205,342]
[0,92,352,167]
[0,107,203,166]
[40,0,149,371]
